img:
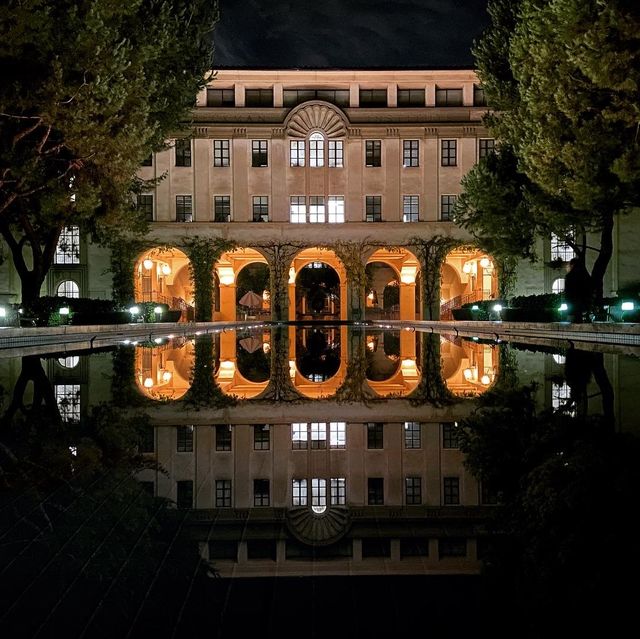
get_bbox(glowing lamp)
[492,304,502,312]
[59,306,70,315]
[162,371,172,383]
[621,301,634,311]
[288,267,296,284]
[462,262,472,274]
[558,303,568,312]
[143,259,153,270]
[218,266,235,286]
[400,265,417,285]
[463,367,474,381]
[154,306,163,315]
[143,377,154,388]
[480,257,492,269]
[481,374,491,385]
[154,337,163,344]
[0,307,6,318]
[161,264,171,276]
[129,306,140,315]
[471,305,479,311]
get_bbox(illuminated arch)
[441,336,499,396]
[135,340,193,401]
[134,247,192,320]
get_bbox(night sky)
[213,0,491,68]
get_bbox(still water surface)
[0,325,638,637]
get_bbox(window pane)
[245,89,273,107]
[309,132,325,167]
[365,196,382,222]
[441,139,457,166]
[290,196,306,223]
[402,140,419,167]
[403,195,419,222]
[55,226,80,264]
[252,196,269,222]
[404,421,421,448]
[175,139,192,167]
[327,196,344,223]
[366,422,383,449]
[330,422,346,448]
[213,140,230,167]
[309,196,325,223]
[292,478,308,506]
[216,425,232,451]
[251,140,268,167]
[177,425,194,452]
[328,140,344,167]
[292,422,308,449]
[365,140,381,167]
[176,195,193,222]
[56,280,79,298]
[214,195,231,222]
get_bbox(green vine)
[494,255,518,299]
[329,241,370,318]
[335,331,379,405]
[108,237,149,307]
[260,242,303,322]
[183,236,236,322]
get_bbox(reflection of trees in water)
[365,333,400,382]
[409,333,456,406]
[460,374,639,635]
[296,329,340,381]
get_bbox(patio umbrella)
[239,336,263,353]
[238,290,263,309]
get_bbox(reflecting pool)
[1,325,638,637]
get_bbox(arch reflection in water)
[366,330,420,398]
[135,338,193,400]
[440,335,499,395]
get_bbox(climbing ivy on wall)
[109,238,149,307]
[329,241,370,317]
[183,237,236,322]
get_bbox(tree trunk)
[589,212,615,303]
[20,268,47,307]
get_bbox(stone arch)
[135,341,193,401]
[134,247,193,320]
[285,101,348,139]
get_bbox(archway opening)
[134,247,192,320]
[236,262,271,321]
[135,340,193,401]
[295,263,340,320]
[441,336,499,396]
[440,248,498,319]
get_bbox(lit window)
[55,384,80,422]
[56,280,79,298]
[553,354,566,365]
[405,477,422,505]
[252,196,269,222]
[365,196,382,222]
[215,425,232,451]
[367,422,383,449]
[290,140,305,167]
[440,195,457,221]
[175,195,193,222]
[177,425,194,452]
[311,478,327,513]
[330,478,346,505]
[442,422,460,449]
[478,138,495,159]
[403,195,419,222]
[328,140,344,167]
[309,196,326,223]
[404,422,421,449]
[251,140,268,167]
[310,422,327,449]
[253,424,270,450]
[367,477,384,505]
[552,382,572,412]
[54,226,80,264]
[292,423,308,449]
[550,233,575,262]
[435,88,463,106]
[397,88,425,107]
[207,88,234,107]
[292,478,308,506]
[253,479,270,506]
[215,479,232,507]
[330,422,346,449]
[552,278,565,293]
[290,196,306,223]
[443,477,460,505]
[136,194,154,221]
[175,139,191,167]
[58,356,79,369]
[214,195,231,222]
[176,480,193,509]
[403,140,419,167]
[309,132,325,167]
[213,140,230,167]
[327,196,344,223]
[365,140,381,167]
[441,139,457,166]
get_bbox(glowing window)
[552,278,565,293]
[330,478,346,505]
[309,196,325,223]
[56,280,79,298]
[550,233,575,262]
[311,478,327,513]
[327,196,344,223]
[55,384,80,423]
[310,422,327,449]
[292,478,308,506]
[292,422,308,449]
[404,422,421,448]
[309,132,325,167]
[328,140,343,167]
[290,140,305,167]
[290,196,306,223]
[54,226,80,264]
[330,422,346,449]
[58,356,79,369]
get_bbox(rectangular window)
[215,424,232,451]
[328,140,344,167]
[252,196,269,222]
[440,195,457,222]
[366,422,383,449]
[214,195,231,222]
[311,478,327,510]
[292,422,308,449]
[177,425,194,452]
[439,538,467,558]
[215,479,232,507]
[283,89,350,107]
[176,195,193,222]
[403,140,419,167]
[213,139,230,167]
[175,139,192,167]
[365,196,382,222]
[404,421,421,449]
[403,195,419,222]
[309,196,326,223]
[141,154,153,167]
[253,424,270,450]
[405,477,422,505]
[309,134,325,167]
[359,89,387,107]
[176,480,193,509]
[550,233,575,262]
[136,194,154,222]
[251,140,268,167]
[441,139,457,166]
[253,479,270,506]
[245,88,273,107]
[442,422,460,449]
[474,85,487,107]
[330,422,346,449]
[327,196,344,223]
[443,477,460,505]
[207,88,234,107]
[292,478,308,506]
[367,478,384,505]
[330,478,346,505]
[365,140,382,167]
[397,88,425,107]
[54,226,81,264]
[55,384,81,422]
[310,422,327,449]
[290,196,306,223]
[478,138,495,159]
[435,88,463,106]
[290,140,305,167]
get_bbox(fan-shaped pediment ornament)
[286,506,352,546]
[285,101,348,139]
